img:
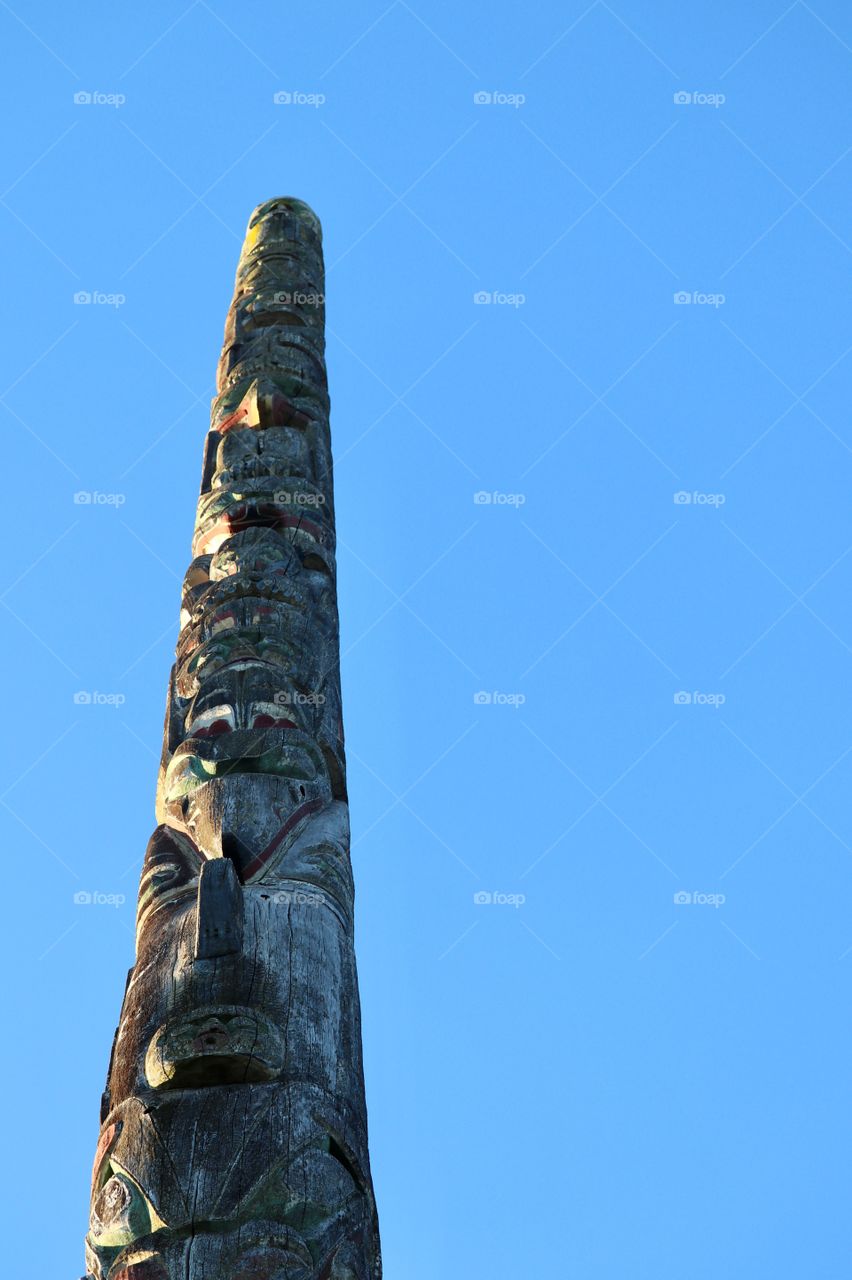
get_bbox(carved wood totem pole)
[83,199,382,1280]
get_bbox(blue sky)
[2,2,851,1276]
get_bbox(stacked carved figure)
[84,200,381,1280]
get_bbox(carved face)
[208,527,334,586]
[193,475,332,559]
[210,373,327,433]
[159,662,337,864]
[213,426,314,488]
[110,802,356,1108]
[176,540,336,686]
[176,531,335,666]
[182,661,318,737]
[225,275,325,346]
[161,522,344,862]
[91,803,374,1280]
[86,1086,376,1280]
[217,327,326,406]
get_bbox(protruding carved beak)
[193,856,243,959]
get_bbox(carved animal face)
[108,803,355,1107]
[193,474,332,559]
[181,662,320,738]
[214,428,315,495]
[160,690,334,865]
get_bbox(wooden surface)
[84,199,381,1280]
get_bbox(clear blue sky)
[2,2,851,1276]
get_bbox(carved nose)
[194,856,244,959]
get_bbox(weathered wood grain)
[83,200,381,1280]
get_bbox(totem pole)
[83,199,382,1280]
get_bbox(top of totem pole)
[244,196,323,247]
[211,195,328,419]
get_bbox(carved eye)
[194,718,231,737]
[252,713,296,730]
[149,862,180,890]
[137,827,202,936]
[187,705,234,737]
[89,1171,152,1248]
[251,700,298,731]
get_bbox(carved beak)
[193,856,243,959]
